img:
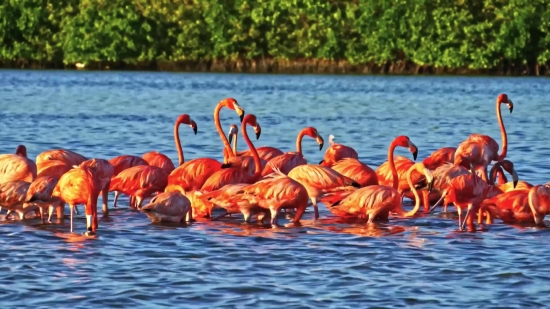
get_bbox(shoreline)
[1,59,548,77]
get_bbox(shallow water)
[1,70,550,308]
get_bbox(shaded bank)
[2,0,550,76]
[2,59,548,76]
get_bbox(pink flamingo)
[319,135,358,167]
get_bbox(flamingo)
[429,169,512,231]
[260,127,325,176]
[0,180,35,220]
[142,151,176,175]
[319,135,358,167]
[37,159,73,178]
[198,183,264,220]
[320,136,427,222]
[0,146,38,184]
[79,159,114,214]
[141,191,193,223]
[454,94,513,182]
[422,147,456,170]
[108,155,149,208]
[287,164,361,219]
[223,122,267,175]
[25,176,63,223]
[167,98,244,193]
[232,124,284,161]
[36,149,87,166]
[488,160,532,192]
[479,183,550,226]
[52,165,102,234]
[108,165,168,209]
[329,158,379,187]
[223,124,239,163]
[205,168,309,226]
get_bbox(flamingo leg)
[270,207,279,227]
[70,204,74,233]
[135,196,143,209]
[242,209,252,223]
[430,194,446,212]
[5,210,13,220]
[57,202,65,221]
[74,205,79,215]
[457,207,463,230]
[113,191,120,208]
[102,184,109,214]
[186,206,193,222]
[311,197,320,219]
[40,207,45,224]
[421,190,430,213]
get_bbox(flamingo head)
[303,127,324,150]
[224,98,245,122]
[228,124,238,144]
[499,160,519,188]
[176,114,197,135]
[497,94,513,113]
[394,136,418,161]
[243,114,261,139]
[15,145,27,158]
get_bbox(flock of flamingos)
[1,95,549,236]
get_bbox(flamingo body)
[0,154,37,184]
[141,191,192,223]
[142,151,175,175]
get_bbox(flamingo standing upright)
[454,94,514,182]
[52,165,102,234]
[319,135,358,167]
[260,127,325,176]
[167,98,244,193]
[321,137,430,222]
[79,159,114,214]
[223,123,266,175]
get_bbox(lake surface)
[1,70,550,308]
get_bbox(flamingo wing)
[0,154,37,183]
[36,149,87,166]
[142,151,175,175]
[331,158,378,187]
[168,158,222,192]
[261,153,307,176]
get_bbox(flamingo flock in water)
[1,95,549,236]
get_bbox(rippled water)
[1,70,550,308]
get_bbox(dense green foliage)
[1,0,550,74]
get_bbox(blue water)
[1,70,550,308]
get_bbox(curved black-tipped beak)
[240,113,245,123]
[509,105,513,113]
[256,130,261,140]
[228,134,233,145]
[427,180,434,193]
[319,142,324,151]
[319,160,324,165]
[412,149,418,161]
[513,179,518,188]
[193,125,197,135]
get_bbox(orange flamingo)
[198,183,263,220]
[109,165,168,209]
[454,94,513,181]
[142,151,176,175]
[36,149,87,166]
[223,124,239,163]
[479,183,550,226]
[319,135,358,167]
[375,138,419,192]
[52,165,102,234]
[422,147,456,170]
[287,164,360,219]
[206,168,309,226]
[167,98,244,193]
[223,123,267,175]
[141,191,192,223]
[321,137,428,222]
[25,176,62,223]
[430,170,511,231]
[488,160,532,192]
[0,180,35,220]
[329,158,379,187]
[79,159,114,214]
[108,155,149,207]
[0,146,37,184]
[260,127,324,176]
[37,159,73,178]
[232,123,284,161]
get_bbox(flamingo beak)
[190,121,197,135]
[319,160,324,165]
[316,135,324,151]
[512,169,519,188]
[507,100,513,113]
[408,141,418,161]
[228,133,233,145]
[255,124,261,140]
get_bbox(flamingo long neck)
[295,129,307,155]
[496,99,508,161]
[404,165,422,217]
[174,120,184,166]
[488,163,507,185]
[241,121,261,180]
[387,140,399,190]
[214,103,234,158]
[232,133,238,155]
